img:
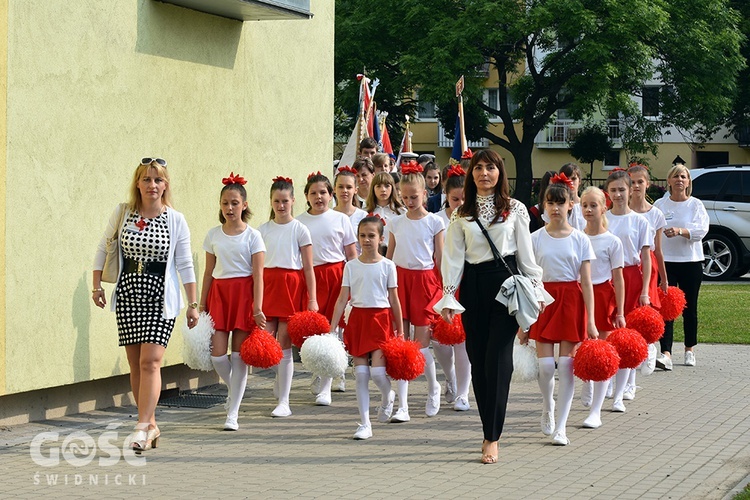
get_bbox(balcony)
[735,124,750,148]
[157,0,312,21]
[535,119,622,149]
[437,123,489,149]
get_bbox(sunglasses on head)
[141,157,167,167]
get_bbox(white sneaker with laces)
[581,380,593,408]
[623,385,637,401]
[612,399,626,413]
[453,396,470,411]
[426,391,441,417]
[641,343,657,375]
[223,416,239,431]
[685,351,696,366]
[315,393,331,406]
[390,408,410,423]
[656,354,673,371]
[271,402,292,418]
[353,423,372,440]
[377,391,395,423]
[445,381,457,404]
[551,430,569,446]
[541,404,555,436]
[582,414,602,429]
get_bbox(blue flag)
[450,115,462,161]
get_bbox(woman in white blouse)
[435,150,544,464]
[653,164,709,369]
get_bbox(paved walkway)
[2,344,749,499]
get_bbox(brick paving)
[1,344,749,499]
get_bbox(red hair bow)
[307,171,323,181]
[611,167,627,173]
[272,176,293,185]
[401,160,423,175]
[222,172,247,186]
[447,165,466,178]
[550,172,574,191]
[461,148,474,159]
[337,165,357,174]
[366,212,386,226]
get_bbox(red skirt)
[529,281,587,343]
[647,251,661,309]
[206,276,255,332]
[622,264,644,316]
[314,261,345,322]
[593,280,616,333]
[263,268,307,321]
[397,267,440,326]
[344,307,393,358]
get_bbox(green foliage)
[568,121,613,181]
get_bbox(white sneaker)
[581,380,593,408]
[656,354,673,371]
[612,399,626,413]
[445,381,457,404]
[541,404,555,436]
[333,375,346,392]
[582,414,602,429]
[315,393,331,406]
[377,391,396,423]
[310,375,322,395]
[623,385,637,401]
[426,392,441,417]
[551,430,570,446]
[223,416,239,431]
[453,396,470,411]
[271,402,292,418]
[390,408,410,423]
[685,351,696,366]
[641,343,657,375]
[353,423,372,440]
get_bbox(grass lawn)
[672,283,750,345]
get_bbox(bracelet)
[615,314,625,318]
[92,287,104,293]
[640,294,650,298]
[253,312,264,317]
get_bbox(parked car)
[690,165,750,280]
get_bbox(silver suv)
[690,165,750,280]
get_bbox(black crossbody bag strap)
[475,219,516,276]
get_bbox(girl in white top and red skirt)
[521,173,598,446]
[604,169,652,411]
[330,215,404,440]
[297,172,357,405]
[386,161,445,421]
[579,187,626,429]
[335,165,369,240]
[200,173,267,431]
[365,172,405,254]
[258,177,318,418]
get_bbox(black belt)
[123,258,166,276]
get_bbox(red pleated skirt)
[206,276,255,332]
[593,280,616,333]
[529,281,587,343]
[344,307,393,358]
[397,267,440,326]
[622,264,644,315]
[647,251,662,309]
[314,261,345,322]
[263,268,307,321]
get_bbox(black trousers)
[461,258,518,442]
[660,261,703,352]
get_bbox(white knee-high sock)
[318,377,333,397]
[354,365,371,426]
[277,349,294,405]
[421,347,440,396]
[627,367,636,388]
[613,368,629,403]
[454,342,472,398]
[431,341,456,388]
[538,357,556,413]
[555,357,575,434]
[396,380,409,410]
[211,355,232,389]
[588,379,609,420]
[228,352,248,418]
[370,366,392,405]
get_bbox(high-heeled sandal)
[145,426,160,450]
[481,440,498,464]
[131,423,150,452]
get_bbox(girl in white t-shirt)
[432,165,473,411]
[200,173,266,431]
[259,176,318,418]
[519,174,598,446]
[334,166,368,249]
[604,169,652,411]
[386,161,445,421]
[330,215,404,440]
[579,186,626,430]
[297,172,357,405]
[365,172,405,254]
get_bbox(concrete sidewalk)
[2,344,749,499]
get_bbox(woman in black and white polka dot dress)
[93,158,198,453]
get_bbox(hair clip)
[222,172,247,186]
[272,176,293,185]
[366,212,386,226]
[307,171,324,181]
[550,172,574,191]
[337,165,357,174]
[447,165,466,178]
[400,160,423,175]
[460,148,474,160]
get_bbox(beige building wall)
[1,0,333,404]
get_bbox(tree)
[335,0,744,204]
[568,122,613,184]
[726,0,750,140]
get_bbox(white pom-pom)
[181,312,214,371]
[512,340,538,383]
[300,334,348,379]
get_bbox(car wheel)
[702,234,738,280]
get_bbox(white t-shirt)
[297,210,356,266]
[531,227,596,282]
[258,219,312,270]
[343,258,398,308]
[436,209,451,238]
[607,211,652,266]
[586,231,625,285]
[637,206,667,248]
[652,196,710,262]
[203,225,266,279]
[373,205,405,247]
[388,213,445,270]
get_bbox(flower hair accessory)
[550,172,574,191]
[222,172,247,186]
[307,171,323,181]
[366,212,387,226]
[400,160,423,175]
[461,148,474,159]
[447,165,466,178]
[337,165,357,174]
[272,176,293,185]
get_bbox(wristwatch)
[188,302,199,309]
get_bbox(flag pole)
[456,75,467,154]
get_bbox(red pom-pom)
[287,311,331,348]
[625,306,665,344]
[573,340,620,382]
[657,286,687,321]
[380,337,426,381]
[432,315,466,345]
[240,327,283,368]
[607,328,649,369]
